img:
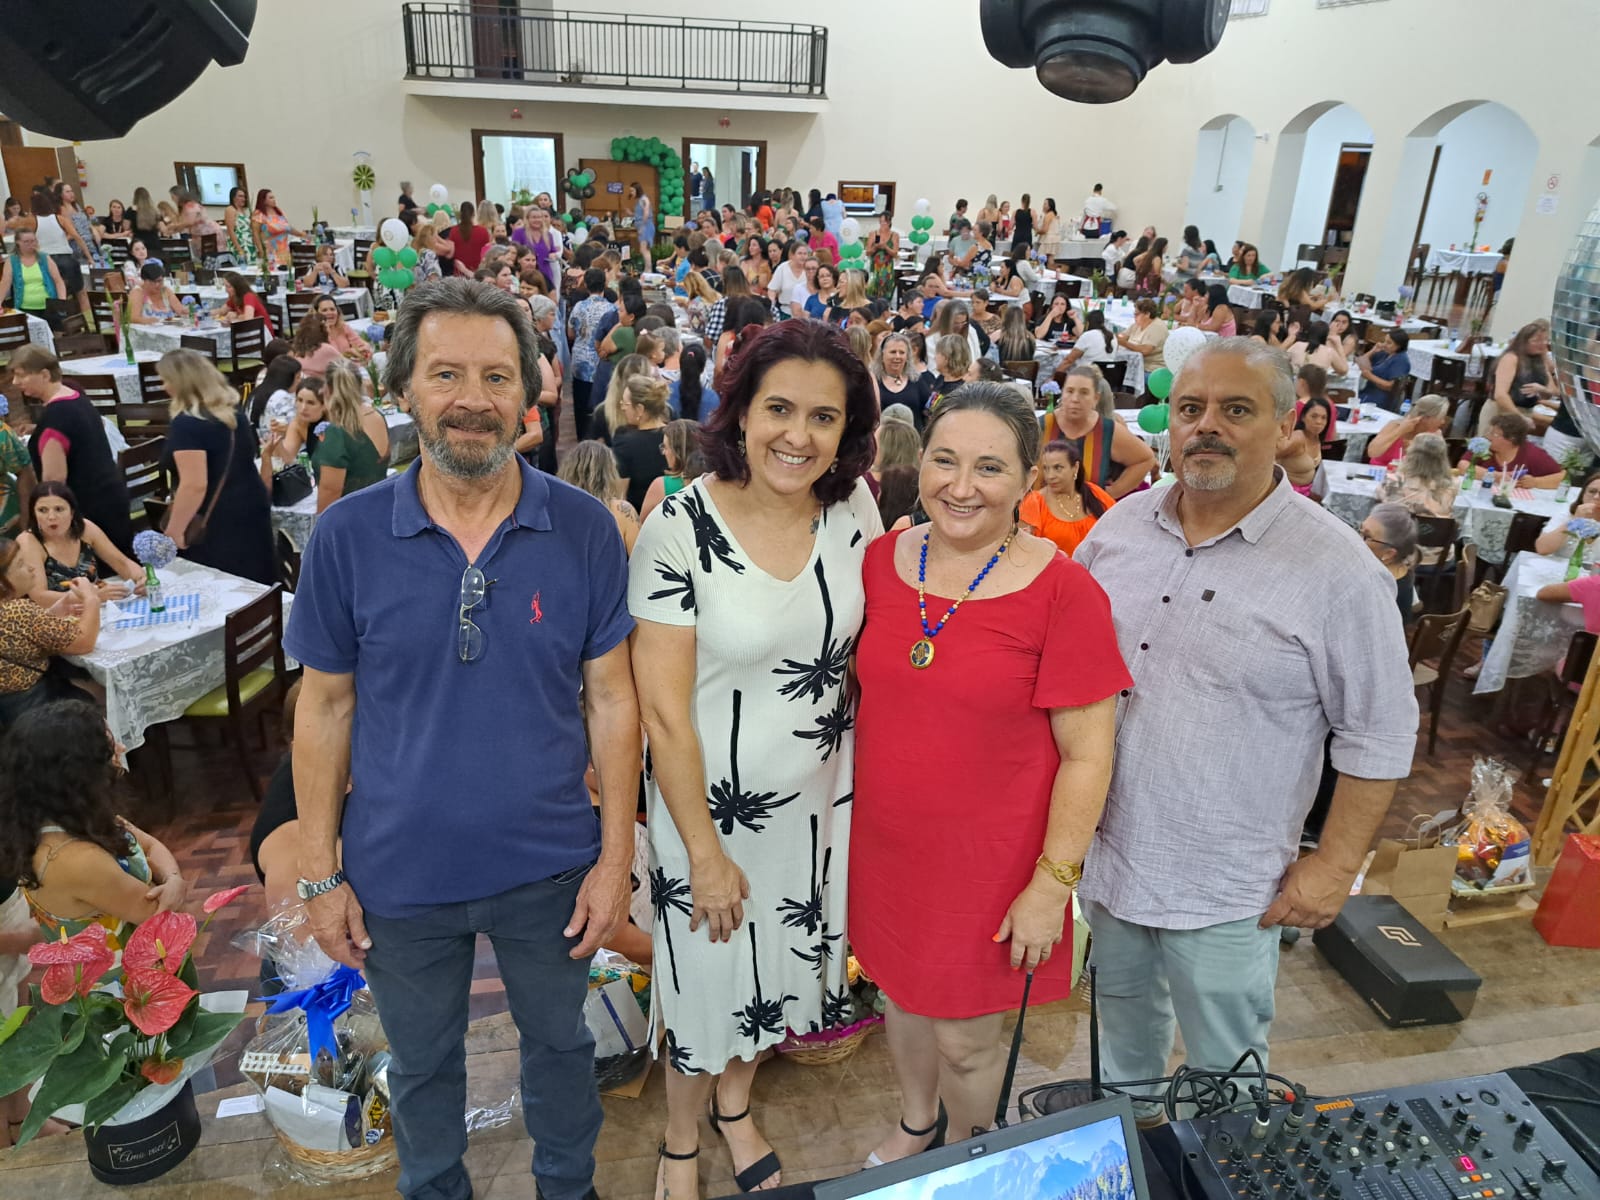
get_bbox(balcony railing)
[401,5,827,97]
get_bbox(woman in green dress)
[223,186,255,265]
[312,360,389,511]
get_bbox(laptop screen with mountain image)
[813,1096,1146,1200]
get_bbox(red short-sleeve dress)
[849,530,1132,1018]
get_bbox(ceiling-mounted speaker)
[981,0,1229,104]
[0,1,256,139]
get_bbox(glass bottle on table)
[145,564,164,613]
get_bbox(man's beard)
[419,409,518,480]
[1178,435,1238,492]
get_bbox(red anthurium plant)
[0,887,250,1146]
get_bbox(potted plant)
[1090,269,1108,299]
[0,886,249,1184]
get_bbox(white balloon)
[839,217,860,243]
[1163,326,1208,377]
[429,183,448,205]
[914,197,931,215]
[379,218,410,252]
[569,227,588,248]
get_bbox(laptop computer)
[813,1095,1148,1200]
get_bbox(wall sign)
[607,181,623,194]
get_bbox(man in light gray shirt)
[1074,338,1416,1120]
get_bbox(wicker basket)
[273,1127,398,1182]
[775,1016,882,1067]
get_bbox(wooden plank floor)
[4,549,1594,1197]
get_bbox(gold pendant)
[909,638,935,670]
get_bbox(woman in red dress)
[851,382,1130,1162]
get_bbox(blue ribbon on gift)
[257,965,365,1062]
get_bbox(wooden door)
[2,146,61,202]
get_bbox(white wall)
[16,0,1600,334]
[1184,117,1255,253]
[1277,104,1374,269]
[1418,102,1539,255]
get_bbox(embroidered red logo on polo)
[530,591,544,624]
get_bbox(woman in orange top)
[1019,439,1114,556]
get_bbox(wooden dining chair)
[1428,357,1467,403]
[1529,630,1598,772]
[180,333,219,365]
[1412,515,1460,612]
[179,584,290,802]
[119,436,170,531]
[1405,244,1431,291]
[1500,511,1549,574]
[0,312,32,369]
[1097,359,1129,393]
[1407,606,1470,756]
[159,238,192,271]
[284,291,318,334]
[135,360,169,402]
[1002,360,1040,390]
[219,316,267,387]
[289,242,317,272]
[103,240,130,268]
[274,530,301,593]
[1323,438,1349,462]
[70,373,120,421]
[1451,541,1480,612]
[116,401,173,441]
[86,290,118,333]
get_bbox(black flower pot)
[82,1080,201,1185]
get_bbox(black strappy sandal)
[709,1093,782,1193]
[865,1102,948,1168]
[655,1141,699,1200]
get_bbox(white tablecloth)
[329,225,376,242]
[1425,249,1501,276]
[1035,342,1147,394]
[1407,338,1503,383]
[1474,551,1586,695]
[1320,460,1568,565]
[270,491,319,552]
[1334,401,1400,462]
[1227,284,1278,310]
[67,560,295,752]
[128,321,233,358]
[59,350,163,406]
[172,284,374,327]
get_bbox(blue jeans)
[362,867,600,1200]
[1083,900,1280,1120]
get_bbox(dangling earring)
[738,433,747,457]
[828,460,838,474]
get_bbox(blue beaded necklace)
[911,528,1015,669]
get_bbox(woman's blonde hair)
[624,374,670,422]
[161,349,239,428]
[557,440,622,503]
[662,419,705,481]
[323,360,367,439]
[847,325,874,372]
[635,333,664,364]
[937,334,971,379]
[600,354,651,438]
[684,270,718,304]
[837,271,870,311]
[876,420,921,471]
[1400,432,1453,492]
[130,186,161,231]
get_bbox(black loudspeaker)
[0,1,256,139]
[981,0,1230,103]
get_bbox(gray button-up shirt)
[1074,472,1418,929]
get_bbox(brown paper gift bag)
[1361,815,1459,932]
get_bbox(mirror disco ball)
[1554,198,1600,451]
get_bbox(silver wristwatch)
[296,870,347,900]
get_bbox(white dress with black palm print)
[627,475,882,1074]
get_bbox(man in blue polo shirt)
[287,278,641,1200]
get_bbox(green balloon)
[840,241,863,259]
[380,267,414,290]
[1137,403,1169,433]
[398,246,419,268]
[1147,368,1174,400]
[908,230,929,245]
[373,247,397,268]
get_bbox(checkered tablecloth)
[108,591,202,630]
